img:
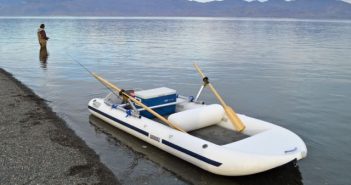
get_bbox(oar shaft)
[194,64,227,106]
[92,73,121,91]
[193,64,245,132]
[194,63,206,78]
[208,83,227,107]
[92,73,186,133]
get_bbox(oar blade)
[224,106,246,132]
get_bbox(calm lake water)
[1,17,350,185]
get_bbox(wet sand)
[0,68,119,185]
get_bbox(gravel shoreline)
[0,68,119,185]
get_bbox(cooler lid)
[135,87,176,99]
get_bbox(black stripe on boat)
[88,106,149,136]
[162,139,222,167]
[89,105,222,167]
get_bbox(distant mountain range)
[0,0,351,19]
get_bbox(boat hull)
[88,98,307,176]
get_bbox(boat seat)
[168,104,225,132]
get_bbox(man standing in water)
[37,24,49,48]
[38,24,49,68]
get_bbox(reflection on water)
[89,115,303,185]
[39,47,49,69]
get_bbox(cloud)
[192,0,351,3]
[189,0,223,2]
[191,0,267,2]
[245,0,268,2]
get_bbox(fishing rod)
[66,55,186,132]
[66,55,121,99]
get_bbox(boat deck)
[153,115,248,145]
[190,125,249,145]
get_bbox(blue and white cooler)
[135,87,177,118]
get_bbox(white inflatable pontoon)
[88,87,307,176]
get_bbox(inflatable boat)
[88,84,307,176]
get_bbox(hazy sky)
[193,0,351,3]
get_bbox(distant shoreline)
[0,16,351,22]
[2,0,350,20]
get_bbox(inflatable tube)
[168,104,225,132]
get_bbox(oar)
[193,64,245,132]
[91,73,187,133]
